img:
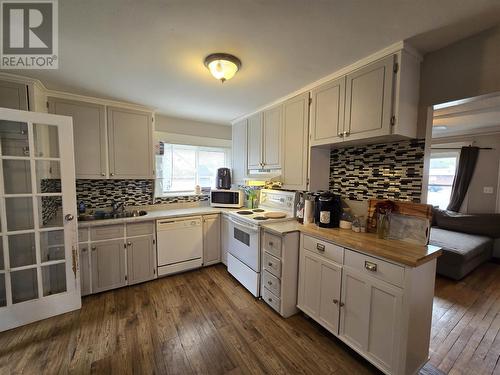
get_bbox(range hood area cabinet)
[310,50,420,147]
[247,104,283,171]
[48,97,154,179]
[231,118,248,185]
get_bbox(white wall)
[155,114,231,140]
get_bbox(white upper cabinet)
[310,49,420,147]
[310,77,345,146]
[282,93,309,190]
[247,112,263,170]
[262,105,282,169]
[0,80,29,110]
[232,119,247,185]
[48,97,107,179]
[344,55,394,141]
[107,106,154,179]
[246,105,283,171]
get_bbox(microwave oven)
[210,189,244,208]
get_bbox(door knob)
[65,214,74,221]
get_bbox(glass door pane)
[0,111,80,332]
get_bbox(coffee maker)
[216,168,231,189]
[315,191,342,228]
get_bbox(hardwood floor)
[0,262,498,374]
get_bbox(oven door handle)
[228,217,259,232]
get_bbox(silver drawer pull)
[316,243,325,252]
[365,261,377,272]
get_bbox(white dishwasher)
[156,216,203,276]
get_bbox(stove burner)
[253,216,269,221]
[252,209,265,212]
[237,210,253,215]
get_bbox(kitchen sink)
[78,210,148,221]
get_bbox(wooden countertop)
[261,221,442,267]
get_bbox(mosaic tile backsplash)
[329,139,425,202]
[76,179,209,209]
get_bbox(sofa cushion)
[433,209,500,238]
[430,227,493,263]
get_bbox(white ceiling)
[10,0,500,125]
[433,92,500,138]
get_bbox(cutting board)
[367,199,433,233]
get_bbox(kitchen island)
[261,221,442,375]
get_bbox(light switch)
[483,186,494,194]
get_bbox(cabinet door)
[0,80,28,110]
[282,93,309,190]
[79,244,91,296]
[221,215,229,266]
[339,268,370,352]
[231,119,247,184]
[127,235,156,285]
[344,55,395,141]
[365,277,402,374]
[262,105,282,169]
[91,239,126,293]
[107,106,153,179]
[48,98,106,179]
[203,215,221,266]
[318,260,342,335]
[310,77,345,146]
[298,249,322,317]
[247,112,263,169]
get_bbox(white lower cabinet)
[79,221,157,295]
[297,248,341,334]
[261,230,300,318]
[298,234,436,375]
[203,214,221,266]
[221,214,230,266]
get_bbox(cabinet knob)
[110,173,115,176]
[127,242,132,246]
[268,262,273,267]
[316,243,325,252]
[268,298,272,302]
[268,281,272,285]
[81,248,87,253]
[333,299,338,304]
[344,131,350,137]
[91,245,96,251]
[269,241,273,246]
[101,172,105,176]
[339,302,345,307]
[338,133,343,138]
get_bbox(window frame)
[427,149,460,209]
[155,143,231,197]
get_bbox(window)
[155,143,230,196]
[427,151,460,209]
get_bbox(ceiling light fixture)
[204,53,241,83]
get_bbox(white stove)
[226,189,296,297]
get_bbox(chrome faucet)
[111,201,125,214]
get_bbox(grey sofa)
[429,209,500,280]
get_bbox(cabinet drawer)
[78,228,88,242]
[126,221,154,237]
[263,231,282,258]
[263,251,281,278]
[303,235,343,264]
[262,270,281,297]
[91,224,124,241]
[344,249,404,287]
[262,287,281,313]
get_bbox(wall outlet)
[483,186,494,194]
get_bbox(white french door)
[0,108,80,332]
